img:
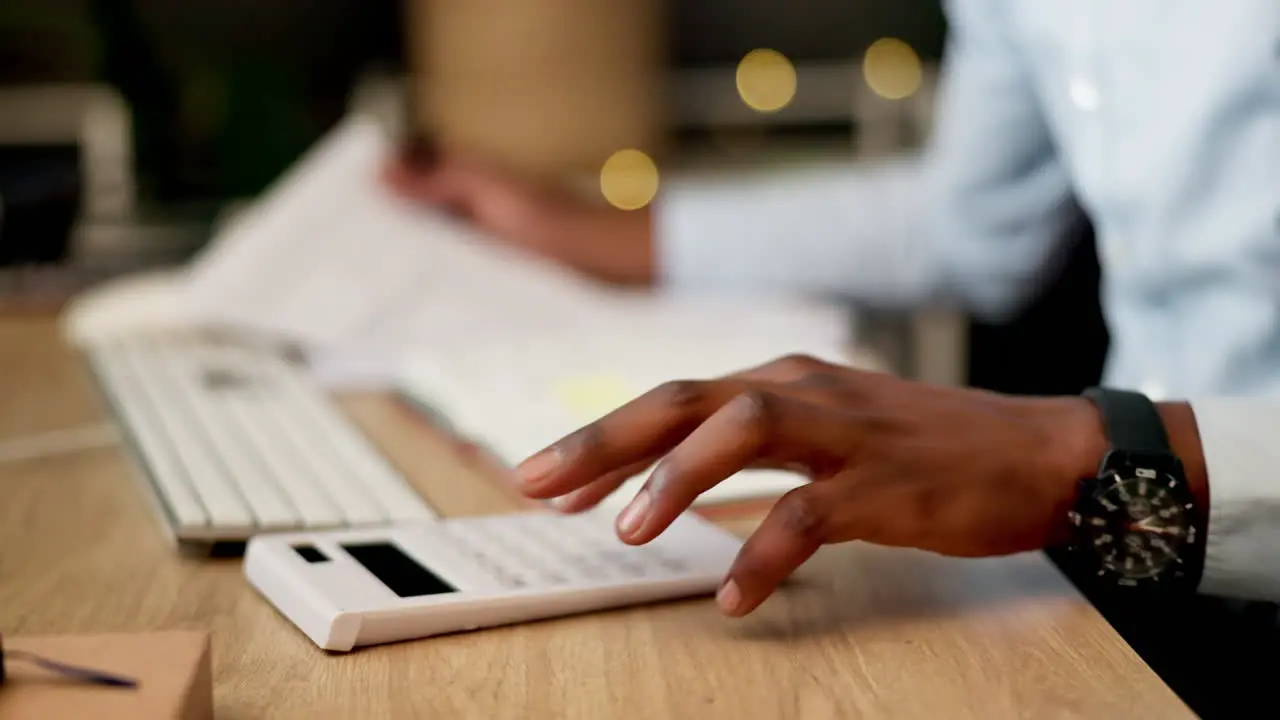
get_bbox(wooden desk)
[0,316,1192,719]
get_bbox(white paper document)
[180,113,858,390]
[181,115,612,368]
[393,324,860,508]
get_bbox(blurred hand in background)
[383,147,657,287]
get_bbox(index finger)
[515,379,753,499]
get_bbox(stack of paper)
[181,115,615,384]
[181,114,856,387]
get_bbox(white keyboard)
[83,331,437,549]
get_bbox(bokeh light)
[736,49,797,113]
[599,149,660,211]
[862,38,922,100]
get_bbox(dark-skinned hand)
[513,354,1113,618]
[382,141,656,286]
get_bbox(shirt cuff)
[1189,397,1280,602]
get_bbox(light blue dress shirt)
[659,0,1279,398]
[655,0,1280,601]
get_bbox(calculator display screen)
[342,542,457,597]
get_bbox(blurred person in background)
[385,0,1280,401]
[385,2,1280,717]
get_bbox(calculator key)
[569,558,611,583]
[645,549,691,574]
[430,528,519,586]
[538,568,571,585]
[492,567,527,589]
[487,522,577,584]
[598,551,648,579]
[453,522,563,587]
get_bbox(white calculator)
[244,510,744,651]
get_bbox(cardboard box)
[0,631,212,720]
[408,0,667,185]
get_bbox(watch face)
[1072,468,1196,582]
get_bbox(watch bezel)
[1067,450,1199,591]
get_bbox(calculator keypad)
[433,513,698,590]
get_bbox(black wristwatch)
[1065,387,1203,591]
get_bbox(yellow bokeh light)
[862,38,922,100]
[599,149,659,211]
[736,48,797,113]
[553,374,635,423]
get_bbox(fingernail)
[644,464,669,494]
[517,448,560,486]
[717,579,742,615]
[551,489,583,513]
[616,490,650,537]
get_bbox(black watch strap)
[1082,387,1171,454]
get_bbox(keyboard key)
[84,332,438,545]
[105,339,255,532]
[88,347,211,531]
[212,355,345,528]
[157,339,302,530]
[268,366,434,523]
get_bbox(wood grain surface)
[0,316,1192,719]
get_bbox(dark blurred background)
[0,0,945,204]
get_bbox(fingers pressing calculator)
[244,510,743,651]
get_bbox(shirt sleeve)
[656,158,930,306]
[1189,398,1280,602]
[654,0,1079,323]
